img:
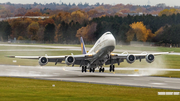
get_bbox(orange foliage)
[120,9,130,13]
[53,11,72,24]
[28,22,39,40]
[127,22,154,42]
[25,12,42,16]
[71,10,88,24]
[76,23,97,41]
[94,6,106,13]
[42,18,54,26]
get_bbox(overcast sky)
[0,0,180,6]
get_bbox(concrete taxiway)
[0,65,180,90]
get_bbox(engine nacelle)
[126,55,136,64]
[39,57,48,66]
[65,56,75,65]
[146,54,154,63]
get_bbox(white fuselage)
[86,32,116,68]
[87,32,116,54]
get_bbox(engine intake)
[146,54,154,63]
[39,57,48,66]
[65,56,75,65]
[126,55,136,64]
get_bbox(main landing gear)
[90,68,95,72]
[82,66,95,73]
[109,65,115,72]
[81,66,105,73]
[82,66,87,72]
[99,67,105,72]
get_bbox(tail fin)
[80,37,87,54]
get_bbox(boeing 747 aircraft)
[7,32,169,72]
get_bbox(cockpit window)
[106,32,111,35]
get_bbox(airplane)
[7,32,170,73]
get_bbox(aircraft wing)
[6,54,94,65]
[105,52,170,65]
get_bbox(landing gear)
[109,65,115,72]
[82,66,87,73]
[99,67,105,72]
[90,68,95,72]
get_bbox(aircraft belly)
[88,45,115,68]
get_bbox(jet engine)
[126,55,136,64]
[65,56,75,65]
[39,57,48,66]
[146,54,154,63]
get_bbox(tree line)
[0,2,175,18]
[1,10,180,44]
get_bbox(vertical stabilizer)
[80,37,87,54]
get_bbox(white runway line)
[151,83,165,85]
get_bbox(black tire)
[93,68,95,72]
[102,68,105,72]
[85,66,87,72]
[113,65,115,72]
[109,65,112,72]
[82,66,84,72]
[99,68,102,72]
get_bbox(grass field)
[0,77,179,101]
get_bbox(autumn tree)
[54,24,62,43]
[8,18,33,39]
[76,22,97,41]
[25,12,42,16]
[15,7,27,16]
[94,6,106,13]
[126,22,154,42]
[28,22,39,40]
[71,10,88,24]
[87,9,98,19]
[158,8,180,16]
[55,11,71,24]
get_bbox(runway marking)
[29,71,41,74]
[53,73,60,75]
[164,81,180,84]
[13,60,17,63]
[151,83,165,85]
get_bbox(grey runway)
[1,65,180,90]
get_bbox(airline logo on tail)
[80,37,87,54]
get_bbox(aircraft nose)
[106,34,116,46]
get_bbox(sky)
[0,0,180,6]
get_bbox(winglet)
[80,37,87,54]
